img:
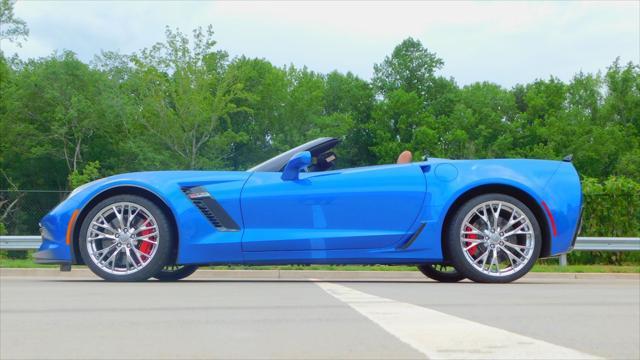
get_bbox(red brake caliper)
[138,228,153,260]
[465,226,479,256]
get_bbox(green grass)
[531,264,639,273]
[210,264,640,273]
[2,256,638,273]
[0,257,58,268]
[207,264,420,271]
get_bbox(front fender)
[36,178,181,264]
[36,171,250,265]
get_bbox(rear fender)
[542,163,582,255]
[404,159,561,261]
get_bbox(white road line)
[315,281,600,360]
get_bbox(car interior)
[249,137,414,173]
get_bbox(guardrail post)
[559,254,568,267]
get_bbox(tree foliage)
[568,176,640,264]
[373,38,444,101]
[0,0,28,47]
[0,28,638,240]
[68,161,101,190]
[106,26,252,170]
[0,21,639,268]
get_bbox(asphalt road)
[1,271,639,359]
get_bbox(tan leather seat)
[397,150,413,164]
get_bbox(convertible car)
[35,137,582,283]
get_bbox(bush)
[68,161,101,189]
[581,176,640,237]
[567,176,640,265]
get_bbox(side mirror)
[282,151,311,181]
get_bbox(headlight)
[39,223,52,240]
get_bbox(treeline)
[1,27,639,192]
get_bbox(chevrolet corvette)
[35,137,582,283]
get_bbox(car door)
[240,163,427,252]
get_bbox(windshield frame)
[248,137,340,172]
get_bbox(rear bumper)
[543,163,583,256]
[568,205,585,252]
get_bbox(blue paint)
[434,163,458,182]
[35,149,582,266]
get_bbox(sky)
[1,0,639,88]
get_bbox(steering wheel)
[313,151,337,172]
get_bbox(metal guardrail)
[557,237,640,266]
[2,235,638,265]
[0,236,42,250]
[572,237,640,251]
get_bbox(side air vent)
[182,187,240,232]
[398,222,426,250]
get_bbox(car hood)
[64,170,250,208]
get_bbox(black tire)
[78,194,173,282]
[417,264,466,282]
[445,193,542,283]
[153,265,199,281]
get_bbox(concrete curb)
[1,267,638,280]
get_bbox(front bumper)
[33,239,72,264]
[33,216,74,265]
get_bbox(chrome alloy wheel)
[459,200,535,277]
[86,202,160,275]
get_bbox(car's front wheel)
[446,193,542,283]
[78,195,173,281]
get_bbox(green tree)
[125,26,250,169]
[222,57,288,169]
[369,89,438,163]
[0,29,638,191]
[266,65,325,150]
[323,71,375,167]
[601,59,640,132]
[0,0,28,47]
[1,51,124,190]
[443,82,516,159]
[372,37,444,104]
[68,161,101,189]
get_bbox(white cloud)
[1,0,637,87]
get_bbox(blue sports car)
[35,137,582,283]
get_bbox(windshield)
[248,137,340,172]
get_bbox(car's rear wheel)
[78,195,172,281]
[446,193,542,283]
[417,264,465,282]
[153,264,199,281]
